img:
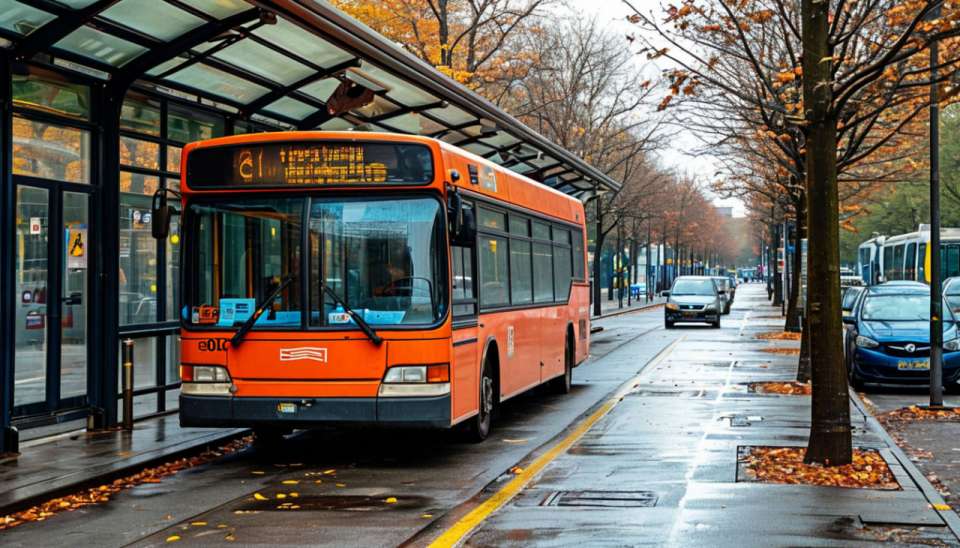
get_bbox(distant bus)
[155,131,590,442]
[858,226,960,285]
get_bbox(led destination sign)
[186,142,434,187]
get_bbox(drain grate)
[540,490,658,508]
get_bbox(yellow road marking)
[428,336,683,547]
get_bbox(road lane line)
[427,336,685,548]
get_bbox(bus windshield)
[184,195,447,329]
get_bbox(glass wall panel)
[166,146,182,174]
[14,186,49,407]
[12,69,90,119]
[120,193,158,324]
[118,336,157,389]
[13,116,91,183]
[61,192,88,398]
[120,136,160,170]
[120,171,159,195]
[166,213,181,321]
[168,104,225,144]
[166,335,180,384]
[121,95,161,136]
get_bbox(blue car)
[843,282,960,391]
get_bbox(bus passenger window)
[905,243,916,280]
[893,244,905,281]
[453,245,477,318]
[479,236,509,307]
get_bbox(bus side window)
[905,242,916,281]
[452,245,477,319]
[893,244,905,281]
[919,243,926,282]
[882,246,894,282]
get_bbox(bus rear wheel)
[464,361,495,442]
[550,335,573,394]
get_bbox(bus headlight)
[856,335,879,349]
[379,365,450,397]
[180,364,233,396]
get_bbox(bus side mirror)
[151,189,181,240]
[152,193,171,240]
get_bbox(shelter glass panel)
[13,116,91,184]
[120,137,160,170]
[119,193,158,325]
[0,1,56,36]
[101,0,204,41]
[61,192,88,399]
[121,95,161,136]
[14,185,49,407]
[12,69,90,120]
[178,0,248,19]
[213,39,314,85]
[253,18,354,68]
[165,63,269,104]
[55,26,147,67]
[167,104,225,144]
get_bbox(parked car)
[711,276,733,314]
[840,266,863,288]
[663,276,722,328]
[841,285,866,358]
[842,282,960,391]
[943,277,960,316]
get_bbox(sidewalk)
[592,293,664,319]
[0,414,245,516]
[463,285,960,546]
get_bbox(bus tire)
[465,360,495,442]
[550,334,574,394]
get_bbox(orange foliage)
[742,447,900,489]
[755,331,801,341]
[751,381,812,395]
[0,436,251,531]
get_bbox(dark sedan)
[664,276,722,328]
[843,282,960,391]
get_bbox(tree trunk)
[802,0,852,466]
[798,191,812,383]
[772,224,783,307]
[786,206,803,332]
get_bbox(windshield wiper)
[318,279,383,346]
[231,273,297,347]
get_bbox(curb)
[0,428,250,518]
[848,389,960,542]
[591,300,664,320]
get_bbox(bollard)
[122,338,134,431]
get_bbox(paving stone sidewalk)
[465,285,960,546]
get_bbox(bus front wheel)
[465,361,495,442]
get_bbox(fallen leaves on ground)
[879,405,960,423]
[755,331,802,341]
[741,446,900,490]
[760,347,801,355]
[0,436,252,532]
[751,381,812,395]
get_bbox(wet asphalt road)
[4,286,954,547]
[0,304,680,547]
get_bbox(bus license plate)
[898,360,930,371]
[682,311,697,317]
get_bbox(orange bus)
[152,131,590,441]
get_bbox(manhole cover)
[540,490,657,508]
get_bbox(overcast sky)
[561,0,745,216]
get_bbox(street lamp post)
[929,2,944,407]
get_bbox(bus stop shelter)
[0,0,621,453]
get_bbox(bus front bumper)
[179,394,451,429]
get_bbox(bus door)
[451,241,480,422]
